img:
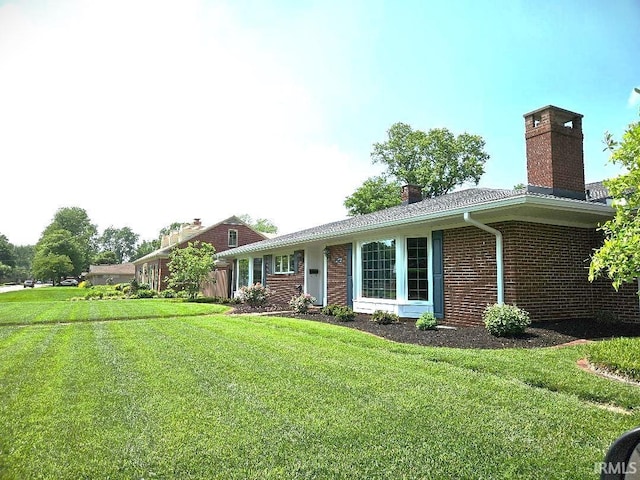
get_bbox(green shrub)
[289,293,316,313]
[161,289,177,298]
[371,310,399,325]
[84,290,103,300]
[334,306,355,322]
[416,312,438,330]
[483,303,530,337]
[134,289,157,299]
[238,283,271,308]
[321,304,341,316]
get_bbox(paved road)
[0,283,49,294]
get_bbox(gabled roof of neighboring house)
[217,182,612,258]
[133,215,269,265]
[87,263,135,276]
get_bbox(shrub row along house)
[217,105,640,326]
[133,216,268,297]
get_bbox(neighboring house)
[133,216,268,296]
[85,263,135,285]
[217,105,640,326]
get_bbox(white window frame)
[228,229,238,247]
[274,254,294,274]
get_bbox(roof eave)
[217,194,614,258]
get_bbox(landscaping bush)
[483,303,531,336]
[289,293,316,313]
[334,306,355,322]
[371,310,399,325]
[321,304,341,316]
[133,289,157,299]
[416,312,438,330]
[78,281,92,289]
[238,283,271,308]
[85,290,103,300]
[161,289,177,298]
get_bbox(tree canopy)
[589,113,640,290]
[41,207,98,271]
[345,122,489,215]
[166,241,216,299]
[238,214,278,234]
[97,226,139,263]
[343,176,402,216]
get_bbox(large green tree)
[42,207,98,270]
[133,239,160,260]
[344,176,402,216]
[34,229,83,278]
[0,234,16,269]
[166,241,216,299]
[589,114,640,290]
[98,226,139,263]
[32,253,73,285]
[345,123,489,215]
[238,214,278,234]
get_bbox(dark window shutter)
[432,230,444,319]
[263,255,272,285]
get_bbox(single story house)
[133,216,268,296]
[217,105,640,326]
[85,263,135,285]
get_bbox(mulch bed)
[228,304,640,349]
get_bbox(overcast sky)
[1,0,639,246]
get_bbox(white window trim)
[274,253,294,275]
[228,229,238,247]
[354,234,434,305]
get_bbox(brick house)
[133,216,268,296]
[217,105,640,326]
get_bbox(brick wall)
[179,223,266,255]
[443,226,498,326]
[327,244,349,306]
[264,251,305,305]
[443,221,640,326]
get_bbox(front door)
[305,248,323,305]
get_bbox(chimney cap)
[523,105,583,120]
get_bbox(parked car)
[23,280,35,288]
[59,279,79,286]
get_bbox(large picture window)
[361,240,396,299]
[407,237,428,300]
[274,254,294,274]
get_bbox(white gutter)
[463,212,504,304]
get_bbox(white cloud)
[0,0,357,245]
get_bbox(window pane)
[253,258,263,284]
[361,240,396,299]
[407,237,428,300]
[238,259,249,288]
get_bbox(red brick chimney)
[401,184,423,205]
[523,105,586,200]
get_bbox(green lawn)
[0,287,228,325]
[0,290,639,478]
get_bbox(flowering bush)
[289,293,316,313]
[483,303,531,336]
[238,283,271,308]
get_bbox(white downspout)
[463,212,504,304]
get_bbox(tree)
[0,234,16,268]
[344,176,402,216]
[166,241,216,299]
[93,251,118,265]
[35,229,83,276]
[345,122,489,215]
[98,226,139,263]
[589,114,640,290]
[159,222,189,237]
[133,239,160,261]
[41,207,98,270]
[32,253,73,284]
[238,214,278,234]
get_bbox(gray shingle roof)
[217,184,613,258]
